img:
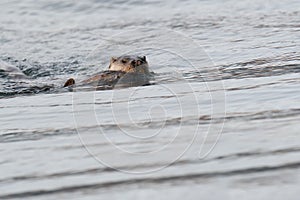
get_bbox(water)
[1,0,300,199]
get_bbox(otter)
[108,55,149,74]
[64,55,151,89]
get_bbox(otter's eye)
[110,57,117,63]
[136,60,142,66]
[131,60,136,67]
[121,59,127,64]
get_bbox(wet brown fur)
[63,55,149,87]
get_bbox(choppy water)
[1,0,300,199]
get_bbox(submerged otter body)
[64,55,151,89]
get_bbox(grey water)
[1,0,300,199]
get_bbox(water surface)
[1,0,300,199]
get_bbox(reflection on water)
[0,0,300,199]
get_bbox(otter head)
[108,55,149,74]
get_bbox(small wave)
[0,128,76,143]
[0,56,81,98]
[1,52,300,98]
[1,161,300,199]
[1,108,299,143]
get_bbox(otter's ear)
[64,78,75,87]
[142,56,146,61]
[110,57,117,64]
